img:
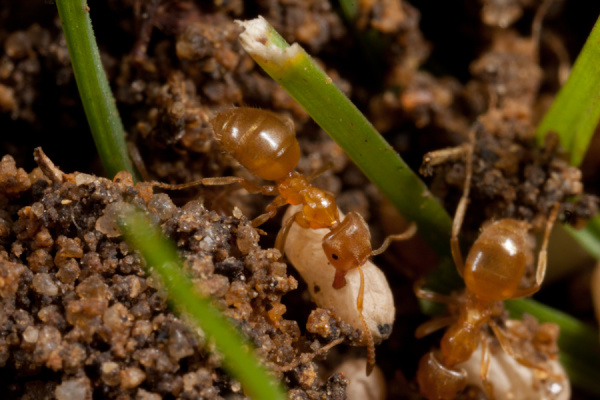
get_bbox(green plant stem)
[56,0,139,181]
[118,209,286,400]
[236,17,452,258]
[536,15,600,167]
[506,299,600,394]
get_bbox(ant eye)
[332,253,339,260]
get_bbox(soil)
[0,1,599,399]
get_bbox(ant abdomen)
[464,218,530,301]
[417,351,467,400]
[211,107,301,181]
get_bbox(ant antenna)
[370,222,417,257]
[356,266,376,376]
[532,0,554,54]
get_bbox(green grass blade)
[536,15,600,167]
[236,17,452,258]
[535,15,600,263]
[506,299,600,394]
[118,209,286,400]
[56,0,139,180]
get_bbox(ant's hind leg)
[204,177,279,196]
[413,278,458,338]
[152,176,245,191]
[450,128,476,278]
[532,0,555,53]
[413,278,457,305]
[274,211,302,256]
[160,175,278,196]
[489,323,538,371]
[479,333,496,400]
[512,203,560,298]
[415,315,456,339]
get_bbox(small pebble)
[120,367,146,389]
[55,376,91,400]
[32,272,58,296]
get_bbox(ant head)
[322,212,372,281]
[211,107,300,181]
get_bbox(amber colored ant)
[155,107,417,374]
[414,128,560,400]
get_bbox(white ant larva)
[282,205,397,349]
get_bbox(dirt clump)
[0,151,359,399]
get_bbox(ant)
[154,107,417,374]
[414,127,561,400]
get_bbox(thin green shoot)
[118,207,286,400]
[236,16,453,259]
[55,0,139,181]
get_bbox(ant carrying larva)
[152,107,416,375]
[414,126,567,400]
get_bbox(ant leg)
[33,148,65,184]
[306,161,334,183]
[543,30,571,85]
[512,203,560,298]
[489,323,537,371]
[593,262,600,332]
[479,332,495,400]
[370,222,417,256]
[451,128,475,278]
[491,322,561,381]
[278,337,345,372]
[152,176,243,190]
[413,278,457,305]
[252,195,289,227]
[127,141,150,182]
[356,266,376,376]
[154,176,279,196]
[413,278,457,338]
[531,0,554,55]
[204,177,279,196]
[419,145,470,176]
[274,211,302,256]
[415,315,456,339]
[542,31,571,86]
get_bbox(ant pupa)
[154,107,417,374]
[414,127,564,400]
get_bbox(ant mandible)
[414,127,560,400]
[156,107,417,374]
